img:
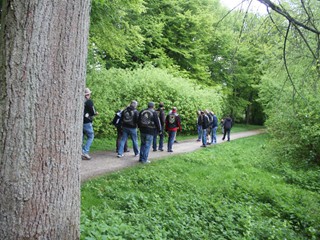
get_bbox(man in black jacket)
[198,111,209,147]
[117,100,139,158]
[82,88,98,160]
[222,116,233,142]
[138,102,161,163]
[153,102,166,151]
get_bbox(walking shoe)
[168,150,173,152]
[153,149,157,152]
[125,150,130,152]
[201,145,206,147]
[158,149,164,151]
[196,139,201,142]
[141,160,151,164]
[174,140,178,143]
[117,154,124,158]
[134,152,140,157]
[82,153,91,160]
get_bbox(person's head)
[130,100,138,109]
[148,102,155,109]
[159,102,164,108]
[172,107,177,113]
[84,88,91,99]
[200,110,204,115]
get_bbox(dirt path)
[81,129,264,182]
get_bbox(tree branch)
[258,0,320,35]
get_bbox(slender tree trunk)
[0,1,91,239]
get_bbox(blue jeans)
[211,126,218,144]
[83,123,94,154]
[118,127,139,155]
[167,131,176,151]
[197,125,202,140]
[202,128,207,146]
[153,132,164,150]
[139,133,153,162]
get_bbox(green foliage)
[81,134,320,239]
[87,66,222,138]
[257,1,320,164]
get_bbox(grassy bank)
[81,134,319,239]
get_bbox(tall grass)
[81,134,319,239]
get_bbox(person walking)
[210,111,218,144]
[196,110,202,142]
[117,101,140,158]
[138,102,162,164]
[153,102,166,151]
[198,111,209,147]
[165,107,182,152]
[205,110,213,144]
[82,88,98,160]
[222,116,233,142]
[220,118,224,135]
[111,109,128,153]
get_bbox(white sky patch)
[220,0,268,15]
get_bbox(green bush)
[86,66,223,137]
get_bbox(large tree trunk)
[0,1,91,239]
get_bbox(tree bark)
[0,0,91,239]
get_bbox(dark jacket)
[156,107,166,128]
[84,99,97,124]
[138,108,162,135]
[223,117,233,130]
[198,114,210,129]
[165,112,182,132]
[121,106,139,128]
[212,114,218,127]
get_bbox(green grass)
[90,124,265,152]
[81,134,320,239]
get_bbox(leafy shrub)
[86,66,223,137]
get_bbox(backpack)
[111,111,122,127]
[139,109,155,128]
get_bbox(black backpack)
[111,111,122,127]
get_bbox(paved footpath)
[81,129,264,182]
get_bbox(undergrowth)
[81,134,319,239]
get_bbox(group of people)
[81,87,232,163]
[196,110,233,147]
[81,88,182,163]
[112,101,182,163]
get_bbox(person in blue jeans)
[153,102,166,151]
[82,88,98,160]
[210,112,218,144]
[196,110,202,141]
[198,111,209,147]
[165,107,182,152]
[138,102,161,164]
[117,101,139,158]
